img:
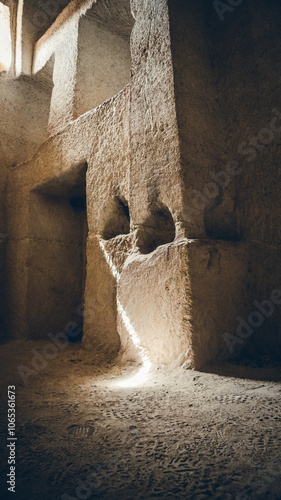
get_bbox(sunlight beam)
[98,239,152,387]
[0,3,12,73]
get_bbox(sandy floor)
[0,340,281,500]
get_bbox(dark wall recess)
[137,205,176,255]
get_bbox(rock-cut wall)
[2,0,281,366]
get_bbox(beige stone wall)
[6,85,130,352]
[118,240,249,368]
[0,76,52,229]
[218,1,281,356]
[33,0,132,132]
[19,0,72,75]
[75,14,131,117]
[169,0,226,239]
[167,0,281,359]
[2,0,281,365]
[129,0,184,239]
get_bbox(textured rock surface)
[118,240,249,368]
[1,0,281,366]
[0,342,280,499]
[0,75,52,229]
[75,8,132,117]
[6,85,130,347]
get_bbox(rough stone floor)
[0,341,281,500]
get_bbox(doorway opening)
[28,163,88,341]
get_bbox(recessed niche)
[101,197,130,240]
[204,197,241,242]
[137,205,176,254]
[28,163,88,341]
[75,0,134,118]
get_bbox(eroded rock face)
[1,0,281,366]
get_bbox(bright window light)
[16,0,23,76]
[0,3,12,72]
